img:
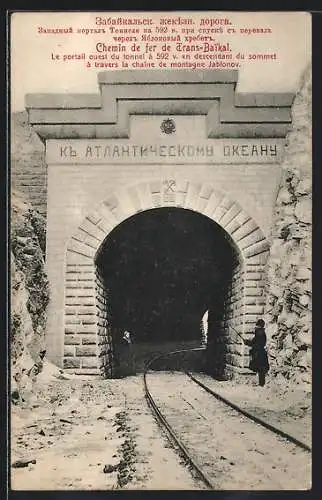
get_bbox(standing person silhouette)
[121,330,135,375]
[244,319,269,386]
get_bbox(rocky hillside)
[264,66,312,387]
[11,190,50,399]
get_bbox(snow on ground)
[10,370,311,490]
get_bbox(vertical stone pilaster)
[63,258,99,374]
[207,255,245,379]
[95,267,114,378]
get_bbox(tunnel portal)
[27,71,284,377]
[95,207,241,377]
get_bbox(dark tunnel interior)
[95,207,238,345]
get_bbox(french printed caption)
[39,15,278,70]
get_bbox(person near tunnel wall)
[244,319,270,386]
[113,328,135,377]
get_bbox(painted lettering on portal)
[223,144,278,157]
[83,144,222,159]
[48,139,284,164]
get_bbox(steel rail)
[186,371,311,452]
[143,347,311,491]
[143,348,215,489]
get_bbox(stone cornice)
[25,70,294,139]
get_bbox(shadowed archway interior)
[95,207,241,375]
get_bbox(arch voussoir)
[199,183,214,200]
[238,228,265,251]
[136,182,155,212]
[175,179,189,207]
[233,218,259,242]
[66,249,92,264]
[203,190,225,218]
[126,185,144,213]
[220,203,242,229]
[103,194,119,211]
[244,239,270,258]
[87,212,104,226]
[183,182,202,210]
[68,238,97,258]
[195,183,214,212]
[79,217,107,241]
[148,180,162,208]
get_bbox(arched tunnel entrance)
[94,207,242,379]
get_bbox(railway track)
[143,348,311,490]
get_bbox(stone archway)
[63,178,269,377]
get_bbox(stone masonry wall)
[63,261,99,375]
[96,270,113,378]
[264,66,312,386]
[206,256,244,379]
[224,260,245,370]
[11,112,47,217]
[208,248,267,378]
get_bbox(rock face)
[11,190,50,398]
[264,66,312,386]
